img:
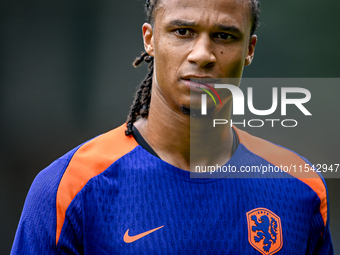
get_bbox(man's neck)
[134,88,234,171]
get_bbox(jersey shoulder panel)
[233,127,328,227]
[56,123,138,244]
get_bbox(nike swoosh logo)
[123,226,164,243]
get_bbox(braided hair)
[125,0,260,136]
[125,53,154,136]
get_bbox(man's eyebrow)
[165,20,243,34]
[214,24,242,34]
[166,19,198,28]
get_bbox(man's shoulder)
[233,127,325,184]
[26,123,138,208]
[67,123,138,172]
[39,123,138,180]
[55,123,139,207]
[234,127,313,169]
[234,127,329,227]
[28,123,139,217]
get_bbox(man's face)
[143,0,257,112]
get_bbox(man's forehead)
[157,0,251,13]
[155,0,252,33]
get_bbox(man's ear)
[244,35,257,66]
[142,23,154,57]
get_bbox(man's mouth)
[181,78,219,90]
[181,77,223,106]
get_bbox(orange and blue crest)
[246,208,283,255]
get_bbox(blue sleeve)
[311,180,334,255]
[312,222,333,255]
[10,148,79,255]
[292,156,334,254]
[57,195,84,254]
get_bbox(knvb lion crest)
[246,208,283,255]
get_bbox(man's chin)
[180,105,216,118]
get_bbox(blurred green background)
[1,0,339,253]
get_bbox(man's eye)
[216,33,233,40]
[175,28,191,36]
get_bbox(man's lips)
[181,78,219,91]
[181,77,223,106]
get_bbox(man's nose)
[187,34,216,68]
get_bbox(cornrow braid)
[145,0,157,24]
[250,0,261,36]
[125,52,154,136]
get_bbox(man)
[11,0,333,254]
